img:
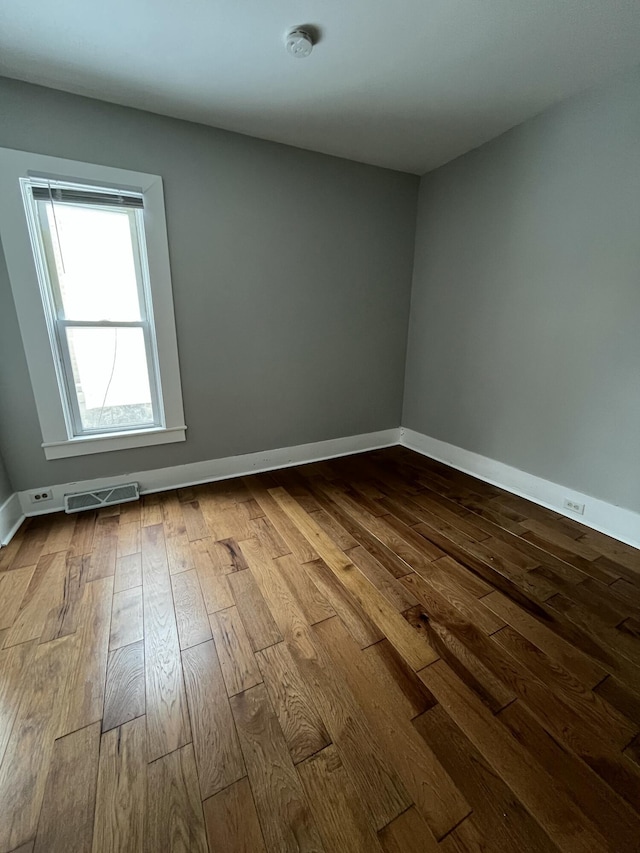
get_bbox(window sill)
[42,425,187,459]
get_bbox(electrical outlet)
[29,489,53,505]
[563,498,585,515]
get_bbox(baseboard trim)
[400,427,640,549]
[8,425,639,551]
[0,492,25,546]
[18,428,400,518]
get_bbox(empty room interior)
[1,1,640,851]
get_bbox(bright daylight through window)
[24,181,160,435]
[0,148,186,459]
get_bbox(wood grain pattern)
[145,743,208,853]
[298,744,383,852]
[3,551,67,648]
[181,640,246,798]
[114,553,142,592]
[109,586,143,650]
[62,575,114,735]
[0,635,75,852]
[92,716,146,853]
[256,641,331,763]
[0,447,638,853]
[171,569,212,649]
[210,606,263,696]
[230,684,324,853]
[203,777,266,853]
[0,641,37,769]
[141,524,191,761]
[103,640,145,732]
[34,722,100,853]
[228,567,282,651]
[0,566,35,630]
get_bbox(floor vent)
[64,483,140,514]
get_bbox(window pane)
[66,327,155,431]
[41,202,142,321]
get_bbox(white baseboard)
[6,424,639,552]
[400,427,640,550]
[18,428,400,518]
[0,492,24,546]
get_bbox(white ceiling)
[1,1,640,174]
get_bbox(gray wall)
[403,66,640,514]
[0,448,12,505]
[0,77,418,491]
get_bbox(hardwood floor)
[0,446,639,852]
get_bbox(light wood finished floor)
[0,447,639,852]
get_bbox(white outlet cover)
[563,498,585,515]
[29,489,53,503]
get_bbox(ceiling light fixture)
[285,27,314,58]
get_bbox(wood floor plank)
[228,567,283,651]
[0,565,35,630]
[141,524,191,761]
[0,640,37,767]
[109,586,143,650]
[419,660,613,853]
[103,640,145,732]
[481,590,608,687]
[361,638,437,720]
[181,500,210,542]
[210,605,263,696]
[203,777,267,853]
[347,545,419,611]
[117,521,140,558]
[171,569,212,649]
[68,511,97,558]
[298,744,383,853]
[191,538,234,612]
[3,551,67,648]
[141,494,163,527]
[34,721,100,853]
[303,558,383,646]
[270,488,438,670]
[284,624,412,831]
[181,639,246,799]
[165,529,193,575]
[114,553,142,592]
[214,537,249,572]
[7,519,50,570]
[145,743,208,853]
[41,514,77,555]
[229,683,324,853]
[244,479,319,563]
[499,699,640,853]
[92,716,146,853]
[315,616,470,839]
[407,606,516,714]
[273,553,336,626]
[414,703,559,853]
[256,640,331,764]
[247,515,292,558]
[594,675,640,727]
[0,635,75,853]
[87,517,119,581]
[492,625,637,751]
[39,554,89,643]
[61,575,113,736]
[378,807,439,853]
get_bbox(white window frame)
[0,148,186,459]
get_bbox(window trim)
[0,148,186,459]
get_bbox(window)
[0,149,186,458]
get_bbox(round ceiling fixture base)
[285,28,314,58]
